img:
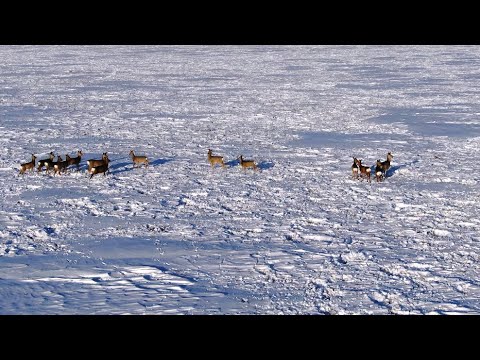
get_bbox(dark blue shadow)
[150,158,173,166]
[68,163,88,172]
[109,158,174,175]
[225,159,240,168]
[257,161,275,170]
[385,159,419,177]
[109,161,131,173]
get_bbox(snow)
[1,45,480,314]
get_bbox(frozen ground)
[1,45,480,314]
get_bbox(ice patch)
[431,229,452,237]
[434,178,453,183]
[303,234,333,242]
[457,222,477,228]
[307,218,326,224]
[339,251,366,264]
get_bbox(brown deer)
[53,155,69,176]
[378,152,393,177]
[66,150,83,171]
[89,161,109,179]
[355,159,371,182]
[351,157,359,179]
[37,152,55,172]
[375,160,384,182]
[129,150,149,169]
[207,149,225,168]
[19,154,37,175]
[87,153,109,172]
[238,155,258,172]
[48,155,63,174]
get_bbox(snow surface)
[1,45,480,314]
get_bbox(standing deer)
[87,153,109,179]
[53,155,69,176]
[238,155,258,172]
[49,155,63,175]
[355,158,371,182]
[207,149,225,168]
[351,157,359,179]
[89,162,109,179]
[19,154,37,175]
[87,153,109,172]
[378,152,393,178]
[129,150,149,169]
[37,152,55,172]
[66,150,83,171]
[375,160,384,182]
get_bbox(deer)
[238,155,258,172]
[375,160,384,182]
[87,153,109,172]
[48,155,63,174]
[207,149,225,168]
[378,152,393,178]
[53,155,69,176]
[351,157,359,179]
[66,150,83,171]
[129,150,149,169]
[355,158,371,182]
[37,151,55,172]
[19,154,37,175]
[89,161,109,179]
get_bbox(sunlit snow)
[1,45,479,314]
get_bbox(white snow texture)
[1,45,479,314]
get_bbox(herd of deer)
[19,148,255,178]
[19,149,393,181]
[351,152,393,182]
[209,149,395,182]
[19,150,149,178]
[207,149,258,171]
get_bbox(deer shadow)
[150,158,174,166]
[223,159,274,171]
[109,158,174,175]
[224,159,240,168]
[257,161,275,171]
[385,159,420,178]
[69,163,88,172]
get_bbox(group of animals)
[351,152,393,182]
[18,148,255,178]
[20,149,393,180]
[19,150,148,178]
[207,149,258,171]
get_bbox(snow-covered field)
[1,45,480,314]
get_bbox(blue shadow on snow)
[109,158,174,175]
[223,159,275,171]
[386,159,419,178]
[257,161,275,170]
